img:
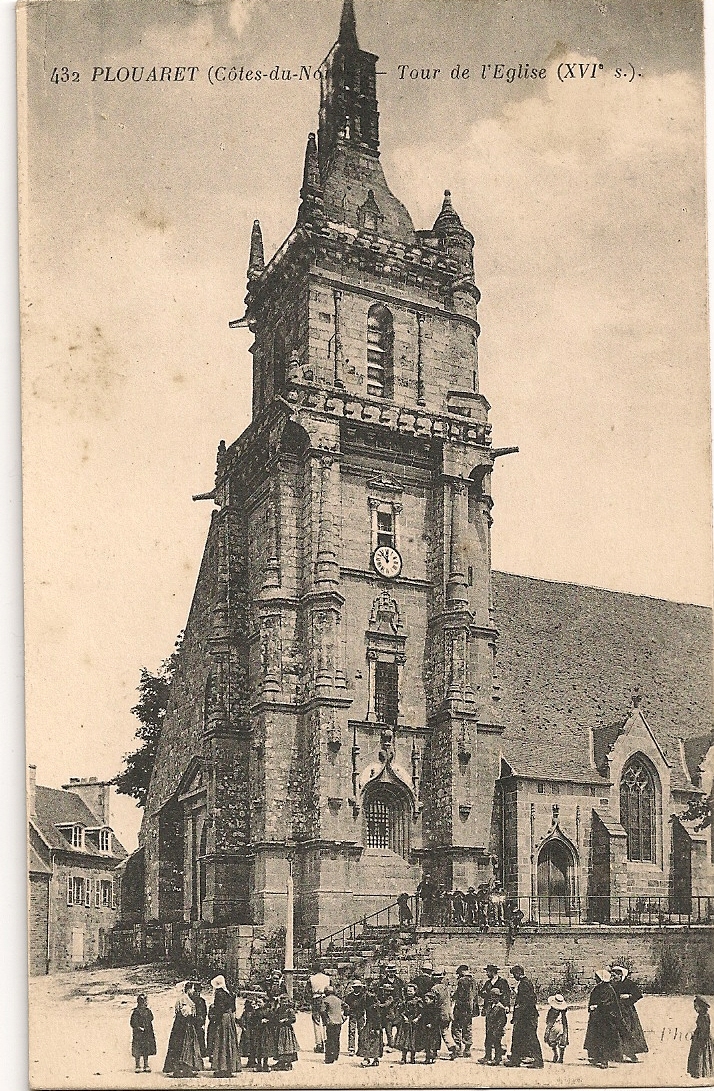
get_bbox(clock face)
[372,545,402,579]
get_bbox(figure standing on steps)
[397,891,413,926]
[544,994,569,1063]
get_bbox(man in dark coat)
[452,964,478,1058]
[451,888,466,924]
[396,892,413,926]
[506,965,543,1068]
[584,969,625,1068]
[610,967,648,1061]
[464,886,478,926]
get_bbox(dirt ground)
[29,964,708,1090]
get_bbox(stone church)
[139,0,714,943]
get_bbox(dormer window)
[99,828,111,853]
[366,303,394,398]
[71,825,84,849]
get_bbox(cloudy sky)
[19,0,711,848]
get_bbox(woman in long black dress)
[163,982,203,1077]
[687,996,714,1079]
[190,982,208,1061]
[506,965,543,1068]
[395,983,422,1064]
[583,969,624,1068]
[358,985,385,1067]
[610,966,648,1061]
[210,975,242,1077]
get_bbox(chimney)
[28,764,37,818]
[63,777,112,826]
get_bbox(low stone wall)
[107,921,714,996]
[380,926,714,995]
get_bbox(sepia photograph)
[18,0,714,1087]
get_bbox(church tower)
[142,0,511,940]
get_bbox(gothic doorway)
[537,838,576,921]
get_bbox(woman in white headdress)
[609,966,648,1061]
[211,975,242,1077]
[583,969,624,1069]
[162,981,203,1077]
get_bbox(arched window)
[620,756,657,862]
[364,784,408,857]
[366,304,394,398]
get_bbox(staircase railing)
[311,896,416,960]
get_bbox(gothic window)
[366,304,394,398]
[620,755,656,862]
[374,660,399,725]
[99,828,111,853]
[364,785,408,857]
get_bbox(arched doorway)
[537,837,576,922]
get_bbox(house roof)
[31,785,127,860]
[492,572,713,789]
[27,843,51,875]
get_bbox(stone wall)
[29,874,50,975]
[364,926,714,996]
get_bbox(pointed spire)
[432,189,464,235]
[247,219,264,281]
[298,133,324,226]
[301,133,322,197]
[339,0,359,49]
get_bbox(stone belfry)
[143,0,511,940]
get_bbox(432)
[50,67,80,84]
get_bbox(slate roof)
[28,843,51,875]
[31,785,127,860]
[682,732,714,787]
[492,572,713,790]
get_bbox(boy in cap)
[484,988,508,1065]
[452,964,478,1058]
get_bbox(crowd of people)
[127,960,714,1078]
[412,879,525,937]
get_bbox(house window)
[364,786,408,857]
[71,825,85,849]
[374,661,399,725]
[366,304,394,398]
[620,755,656,863]
[99,829,111,853]
[100,879,113,908]
[67,876,85,906]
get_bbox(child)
[395,983,422,1064]
[238,993,258,1070]
[484,988,508,1066]
[419,990,441,1064]
[130,994,157,1073]
[544,994,569,1064]
[687,996,714,1079]
[272,993,300,1071]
